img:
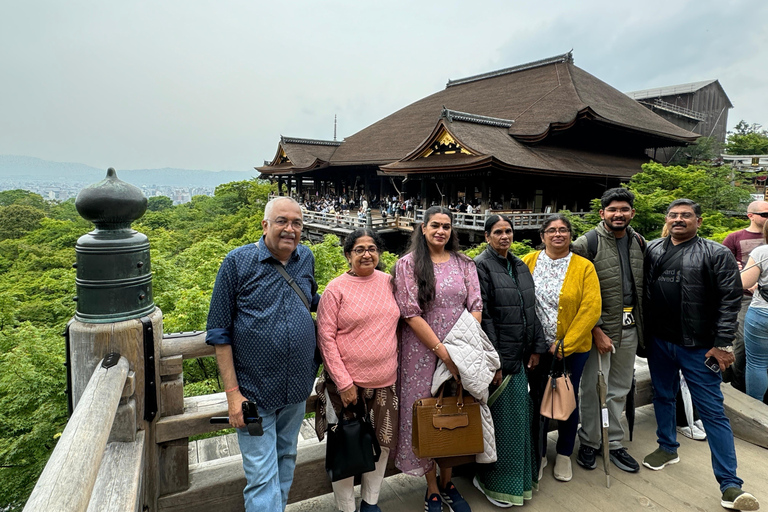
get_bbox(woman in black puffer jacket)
[473,214,547,507]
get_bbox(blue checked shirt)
[206,238,319,410]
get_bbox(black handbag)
[325,401,382,482]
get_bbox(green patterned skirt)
[475,370,538,505]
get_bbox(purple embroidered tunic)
[393,252,483,476]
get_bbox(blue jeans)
[542,350,590,457]
[237,401,305,512]
[647,336,742,492]
[744,306,768,400]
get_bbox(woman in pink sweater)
[315,228,400,512]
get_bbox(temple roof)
[381,117,646,179]
[256,136,341,174]
[259,52,699,178]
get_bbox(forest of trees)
[0,160,757,510]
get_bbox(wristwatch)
[716,345,734,353]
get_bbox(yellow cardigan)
[521,250,602,357]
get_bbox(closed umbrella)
[597,350,611,488]
[627,370,636,442]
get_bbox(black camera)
[242,401,264,437]
[209,400,264,436]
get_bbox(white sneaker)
[538,456,547,481]
[677,420,706,441]
[473,476,514,508]
[553,454,572,482]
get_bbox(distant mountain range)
[0,155,258,188]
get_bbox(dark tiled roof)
[257,136,340,175]
[259,53,698,177]
[382,119,643,179]
[330,54,697,165]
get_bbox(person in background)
[393,206,483,512]
[315,228,400,512]
[522,214,601,483]
[206,197,319,511]
[722,200,768,392]
[738,220,768,403]
[473,215,546,507]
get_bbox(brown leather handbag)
[411,380,484,459]
[540,340,577,421]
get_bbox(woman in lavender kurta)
[393,206,483,512]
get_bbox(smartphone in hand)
[705,356,721,373]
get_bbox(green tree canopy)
[0,205,46,240]
[147,195,174,211]
[622,162,752,238]
[724,120,768,155]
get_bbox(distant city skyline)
[2,1,766,172]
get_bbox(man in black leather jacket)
[642,199,759,511]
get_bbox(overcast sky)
[2,0,766,172]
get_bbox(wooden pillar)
[420,179,427,209]
[68,307,163,510]
[481,178,490,212]
[277,177,284,196]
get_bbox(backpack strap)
[585,229,598,262]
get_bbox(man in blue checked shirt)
[207,196,319,512]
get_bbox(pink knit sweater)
[316,270,399,391]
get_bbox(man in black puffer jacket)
[642,198,759,511]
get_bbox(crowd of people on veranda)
[300,193,490,222]
[205,190,765,512]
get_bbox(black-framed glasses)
[351,246,378,255]
[749,211,768,218]
[544,227,570,235]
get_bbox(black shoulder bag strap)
[255,241,311,311]
[271,262,311,311]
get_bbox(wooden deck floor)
[287,404,767,512]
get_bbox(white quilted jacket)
[431,309,501,463]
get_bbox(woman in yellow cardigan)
[522,214,601,484]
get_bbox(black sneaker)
[576,445,597,470]
[610,447,640,473]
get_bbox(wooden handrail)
[24,356,130,512]
[161,331,214,360]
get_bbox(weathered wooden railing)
[24,355,139,512]
[413,209,587,231]
[302,209,398,230]
[26,320,768,512]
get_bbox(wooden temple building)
[627,79,733,163]
[257,52,699,214]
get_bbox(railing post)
[68,168,163,511]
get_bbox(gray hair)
[263,196,301,221]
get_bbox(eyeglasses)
[604,207,632,214]
[351,246,378,255]
[666,212,696,220]
[267,218,304,230]
[749,211,768,218]
[544,227,570,235]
